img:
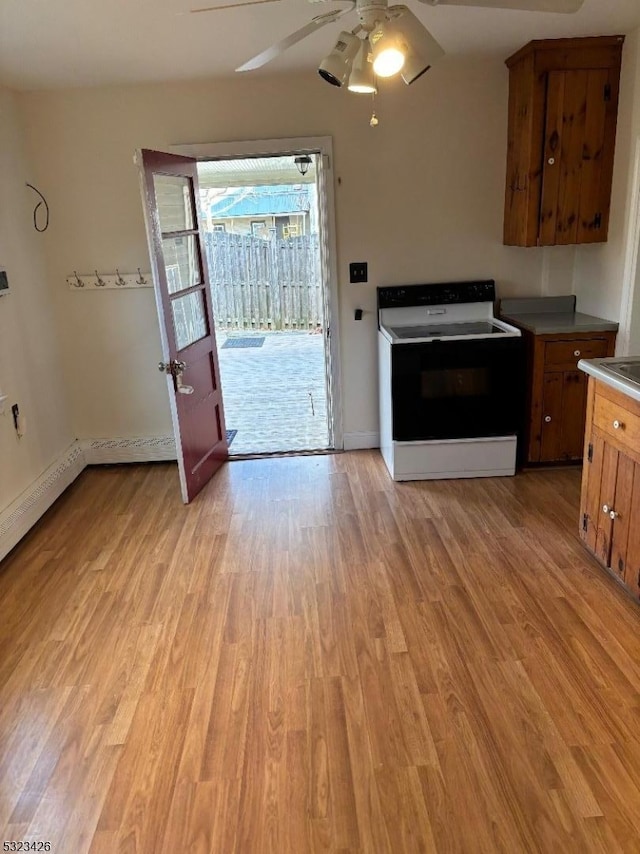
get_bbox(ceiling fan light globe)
[348,40,377,93]
[401,50,430,84]
[318,64,344,86]
[373,47,405,77]
[349,82,378,93]
[318,31,361,87]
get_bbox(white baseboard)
[0,442,86,563]
[82,436,176,465]
[0,436,177,563]
[343,431,380,450]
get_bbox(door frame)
[171,136,344,450]
[617,135,640,356]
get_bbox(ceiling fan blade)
[236,6,354,72]
[418,0,584,12]
[191,0,280,12]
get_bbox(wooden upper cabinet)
[504,36,624,247]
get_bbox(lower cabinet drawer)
[545,338,610,371]
[593,393,640,449]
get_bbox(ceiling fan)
[190,0,584,95]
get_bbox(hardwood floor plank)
[2,454,640,851]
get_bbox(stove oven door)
[391,337,524,442]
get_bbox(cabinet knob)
[613,419,624,430]
[548,157,556,166]
[610,509,619,520]
[603,504,610,514]
[544,415,552,423]
[574,350,581,357]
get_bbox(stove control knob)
[544,415,552,423]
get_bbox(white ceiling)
[1,0,639,91]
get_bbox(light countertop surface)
[578,357,640,404]
[498,296,618,336]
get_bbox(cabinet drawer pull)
[574,350,581,357]
[544,415,552,423]
[603,504,610,514]
[548,157,555,165]
[610,509,619,520]
[613,419,624,430]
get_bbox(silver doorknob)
[603,504,610,514]
[158,359,187,376]
[574,350,581,357]
[544,415,552,423]
[548,157,555,165]
[610,509,619,520]
[613,420,623,430]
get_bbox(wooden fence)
[204,231,324,331]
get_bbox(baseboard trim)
[343,431,380,451]
[0,436,178,563]
[0,442,86,563]
[82,436,177,465]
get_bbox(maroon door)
[139,149,228,503]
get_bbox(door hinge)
[582,513,588,533]
[604,83,612,102]
[587,442,593,463]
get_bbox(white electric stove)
[377,280,524,481]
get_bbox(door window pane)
[154,174,194,232]
[172,290,208,350]
[163,235,201,293]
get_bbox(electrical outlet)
[349,262,368,284]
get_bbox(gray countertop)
[498,296,618,336]
[578,357,640,404]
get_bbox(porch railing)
[204,231,324,331]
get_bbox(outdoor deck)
[216,330,330,455]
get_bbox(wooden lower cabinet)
[580,379,640,599]
[522,330,616,464]
[540,370,588,461]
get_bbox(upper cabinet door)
[503,36,624,247]
[539,68,612,246]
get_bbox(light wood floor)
[2,452,640,853]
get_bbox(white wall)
[0,88,73,514]
[19,60,575,443]
[573,27,640,340]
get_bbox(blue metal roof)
[209,185,311,219]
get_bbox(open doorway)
[196,153,335,455]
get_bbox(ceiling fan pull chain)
[370,89,379,127]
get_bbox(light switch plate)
[349,262,368,284]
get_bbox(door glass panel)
[163,235,201,293]
[171,290,208,350]
[154,174,194,232]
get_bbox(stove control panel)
[377,280,495,309]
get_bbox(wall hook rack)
[67,270,152,290]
